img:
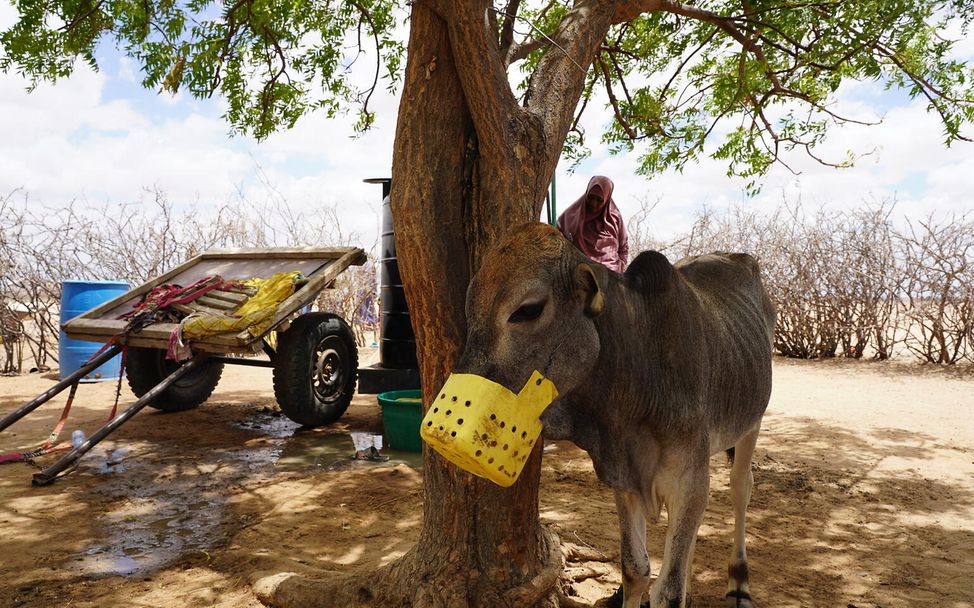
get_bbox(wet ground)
[57,407,422,580]
[0,362,425,607]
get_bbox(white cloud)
[0,0,14,25]
[1,0,401,248]
[0,55,397,248]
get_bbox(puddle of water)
[70,410,421,577]
[73,493,224,576]
[77,547,141,576]
[234,410,302,437]
[276,432,423,471]
[235,410,423,471]
[74,445,230,578]
[99,447,129,474]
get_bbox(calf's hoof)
[725,590,753,608]
[605,586,650,608]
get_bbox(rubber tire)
[126,347,224,412]
[273,313,358,427]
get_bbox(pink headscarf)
[556,176,629,273]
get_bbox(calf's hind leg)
[726,427,760,608]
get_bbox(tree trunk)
[254,4,615,606]
[382,6,561,607]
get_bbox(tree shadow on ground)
[707,415,971,608]
[541,414,974,608]
[0,394,412,608]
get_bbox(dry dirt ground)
[1,353,972,608]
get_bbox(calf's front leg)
[650,451,710,608]
[614,489,651,608]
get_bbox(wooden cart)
[1,246,366,484]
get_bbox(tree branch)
[524,0,616,149]
[438,1,523,156]
[568,74,595,148]
[498,0,521,59]
[506,37,549,66]
[59,0,106,33]
[612,0,664,23]
[349,0,382,128]
[598,56,637,140]
[658,26,717,105]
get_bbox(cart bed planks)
[62,247,366,354]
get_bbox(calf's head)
[456,222,604,396]
[420,223,605,485]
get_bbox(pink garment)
[556,176,629,272]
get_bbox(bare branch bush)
[0,191,27,373]
[315,257,379,347]
[832,205,903,360]
[634,198,958,362]
[0,190,67,370]
[0,187,378,372]
[625,196,664,255]
[898,214,974,364]
[766,206,842,359]
[648,202,839,358]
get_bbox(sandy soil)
[1,353,972,608]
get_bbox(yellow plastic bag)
[180,271,302,341]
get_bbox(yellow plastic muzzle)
[420,370,558,487]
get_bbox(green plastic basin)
[377,390,424,452]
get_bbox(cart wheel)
[273,313,358,427]
[126,347,224,412]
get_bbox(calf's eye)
[508,301,545,323]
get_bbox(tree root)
[251,568,383,608]
[250,526,569,608]
[556,538,617,608]
[558,589,594,608]
[502,525,564,607]
[565,564,611,582]
[561,542,613,563]
[247,524,627,608]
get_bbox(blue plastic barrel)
[59,280,129,382]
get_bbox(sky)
[2,3,974,252]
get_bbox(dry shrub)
[898,214,974,364]
[637,199,970,363]
[315,258,379,347]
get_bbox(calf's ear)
[574,263,604,317]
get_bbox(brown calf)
[455,223,775,608]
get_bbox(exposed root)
[558,537,618,608]
[558,587,593,608]
[250,526,568,608]
[568,531,611,559]
[502,525,564,607]
[251,568,380,608]
[562,542,613,563]
[565,564,610,582]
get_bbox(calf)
[455,223,775,608]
